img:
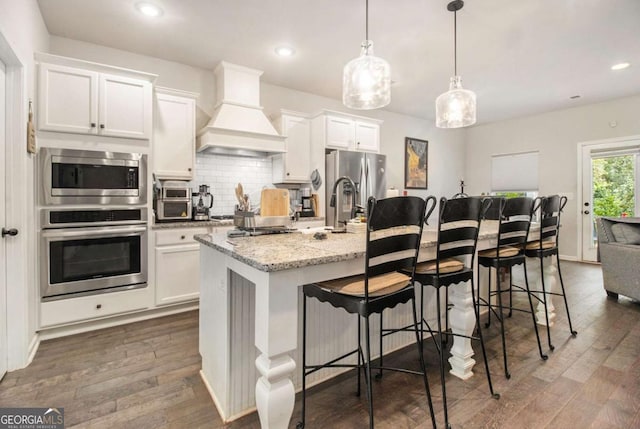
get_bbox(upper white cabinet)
[313,110,382,152]
[272,110,311,183]
[99,73,152,139]
[37,53,155,140]
[153,87,198,180]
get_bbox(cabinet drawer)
[40,287,150,328]
[155,228,208,246]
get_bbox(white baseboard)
[559,254,578,262]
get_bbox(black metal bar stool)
[297,196,436,429]
[383,196,499,429]
[523,195,577,351]
[476,196,547,379]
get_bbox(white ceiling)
[36,0,640,124]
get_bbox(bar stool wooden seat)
[297,196,436,429]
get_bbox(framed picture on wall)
[404,137,428,189]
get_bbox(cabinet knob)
[96,304,102,309]
[90,122,96,128]
[286,172,290,176]
[357,141,360,145]
[181,235,186,239]
[188,168,192,172]
[100,124,105,129]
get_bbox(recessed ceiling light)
[275,46,295,57]
[611,62,630,71]
[136,2,163,17]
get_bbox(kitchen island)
[195,222,556,428]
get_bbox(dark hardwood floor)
[1,261,639,428]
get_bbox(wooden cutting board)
[260,189,290,216]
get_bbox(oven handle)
[41,225,147,239]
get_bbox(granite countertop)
[152,216,325,230]
[195,221,502,273]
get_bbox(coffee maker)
[192,184,213,221]
[300,187,315,217]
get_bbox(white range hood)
[197,61,285,156]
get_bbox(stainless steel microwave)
[40,148,147,205]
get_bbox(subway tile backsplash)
[191,153,274,216]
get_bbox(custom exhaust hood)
[196,61,285,156]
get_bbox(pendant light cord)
[365,0,369,41]
[453,9,457,76]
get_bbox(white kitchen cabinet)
[272,110,311,183]
[99,73,152,139]
[153,88,198,180]
[313,110,382,153]
[354,120,380,152]
[38,63,99,135]
[155,227,208,306]
[37,54,154,140]
[40,287,150,328]
[326,115,354,149]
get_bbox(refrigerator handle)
[359,156,367,208]
[366,157,372,205]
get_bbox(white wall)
[0,0,49,369]
[465,94,640,259]
[50,37,466,212]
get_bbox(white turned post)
[448,280,477,380]
[535,259,557,326]
[254,273,299,429]
[255,354,296,429]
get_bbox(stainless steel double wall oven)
[39,148,148,301]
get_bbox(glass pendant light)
[343,0,391,110]
[436,0,476,128]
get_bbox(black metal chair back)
[538,195,568,246]
[363,196,429,299]
[496,197,536,249]
[435,196,491,267]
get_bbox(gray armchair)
[596,216,640,301]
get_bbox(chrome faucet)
[329,176,358,229]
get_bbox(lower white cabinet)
[40,287,150,328]
[155,227,208,306]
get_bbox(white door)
[99,73,152,139]
[581,140,640,261]
[0,59,8,379]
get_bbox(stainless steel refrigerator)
[326,150,387,227]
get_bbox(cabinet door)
[282,116,311,182]
[326,115,355,149]
[155,243,200,306]
[38,63,99,134]
[354,121,380,152]
[153,93,195,179]
[99,73,152,139]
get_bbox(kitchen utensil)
[260,189,290,217]
[235,183,245,210]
